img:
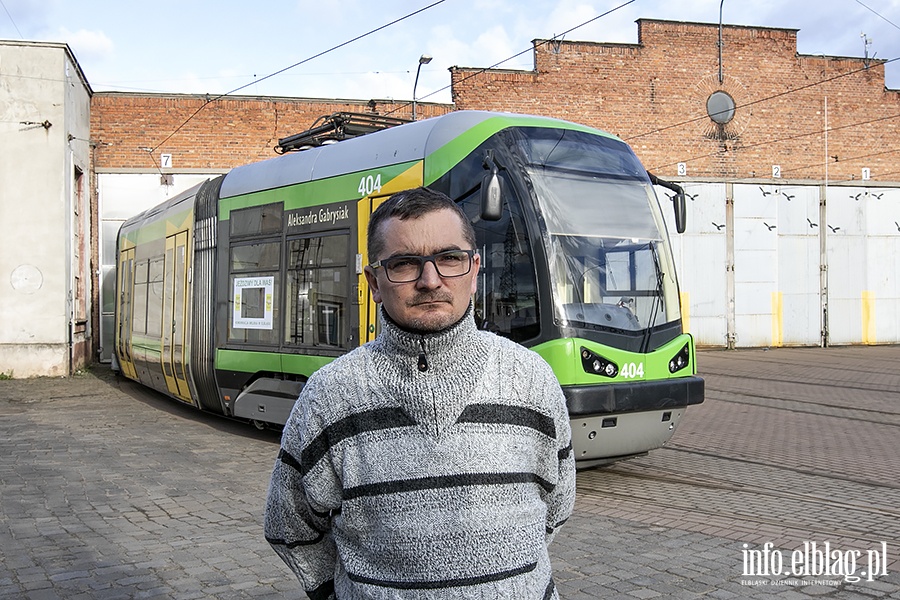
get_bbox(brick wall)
[451,19,900,182]
[91,95,452,171]
[91,20,900,183]
[86,19,900,362]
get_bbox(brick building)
[90,94,451,172]
[82,20,900,358]
[451,19,900,183]
[4,18,900,375]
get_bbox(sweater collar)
[378,303,477,359]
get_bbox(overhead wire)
[648,109,900,173]
[94,70,414,93]
[141,0,899,184]
[383,0,637,117]
[0,0,23,39]
[627,56,900,143]
[147,0,447,155]
[778,145,900,179]
[393,1,900,183]
[626,5,900,180]
[855,0,900,32]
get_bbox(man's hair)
[367,187,477,261]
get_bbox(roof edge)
[0,39,93,95]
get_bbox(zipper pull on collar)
[417,337,429,372]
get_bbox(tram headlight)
[580,347,618,378]
[668,343,691,373]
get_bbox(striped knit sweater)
[264,308,576,599]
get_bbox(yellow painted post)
[862,291,876,344]
[771,291,783,347]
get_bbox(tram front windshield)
[524,132,681,333]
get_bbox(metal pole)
[412,54,432,121]
[821,96,829,347]
[718,0,725,83]
[725,182,736,349]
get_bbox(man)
[265,187,576,599]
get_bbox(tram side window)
[132,259,150,334]
[230,203,283,237]
[228,241,280,345]
[285,233,350,349]
[459,179,540,343]
[146,257,164,338]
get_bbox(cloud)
[56,27,113,62]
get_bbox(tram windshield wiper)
[640,241,666,354]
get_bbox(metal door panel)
[733,185,777,347]
[776,189,820,345]
[866,236,900,343]
[826,188,868,344]
[662,183,727,347]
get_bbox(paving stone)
[1,347,899,598]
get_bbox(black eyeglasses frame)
[369,249,476,283]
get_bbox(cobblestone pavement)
[1,345,898,599]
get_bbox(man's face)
[364,208,480,332]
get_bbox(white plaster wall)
[0,42,91,377]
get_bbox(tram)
[114,110,703,466]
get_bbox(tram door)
[162,231,192,402]
[116,247,137,380]
[361,194,394,343]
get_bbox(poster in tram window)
[233,276,274,330]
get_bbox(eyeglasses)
[369,249,476,283]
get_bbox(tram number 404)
[620,362,645,379]
[358,174,383,196]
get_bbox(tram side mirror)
[648,171,687,234]
[481,171,503,221]
[672,191,687,234]
[481,151,504,221]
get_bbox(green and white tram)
[114,110,703,466]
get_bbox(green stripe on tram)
[424,115,614,185]
[218,161,420,220]
[216,348,335,377]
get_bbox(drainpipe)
[821,97,829,347]
[718,0,725,83]
[725,182,736,349]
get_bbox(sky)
[2,0,899,104]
